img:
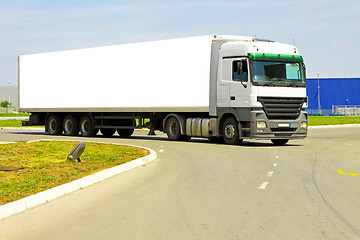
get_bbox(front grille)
[258,97,306,120]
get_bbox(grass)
[0,141,149,205]
[0,113,30,117]
[0,119,34,127]
[308,116,360,126]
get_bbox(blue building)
[306,78,360,115]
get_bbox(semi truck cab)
[214,36,307,145]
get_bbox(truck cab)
[214,36,307,145]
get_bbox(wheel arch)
[163,113,187,135]
[218,112,239,136]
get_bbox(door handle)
[230,96,235,100]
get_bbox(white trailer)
[19,35,308,145]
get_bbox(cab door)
[218,57,251,108]
[229,57,251,107]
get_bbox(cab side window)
[232,60,248,82]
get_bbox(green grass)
[0,141,149,205]
[0,119,28,127]
[0,119,43,128]
[0,113,30,117]
[308,116,360,126]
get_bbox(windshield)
[251,61,305,87]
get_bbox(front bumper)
[250,110,307,139]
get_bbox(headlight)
[256,122,267,129]
[300,121,308,129]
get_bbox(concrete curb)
[309,124,360,129]
[0,139,157,220]
[0,117,29,120]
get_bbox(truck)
[18,35,308,145]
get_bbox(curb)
[0,140,157,220]
[309,124,360,129]
[0,117,29,120]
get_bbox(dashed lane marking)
[258,182,269,189]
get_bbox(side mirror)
[237,61,247,88]
[237,61,243,76]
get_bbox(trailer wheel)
[271,139,289,146]
[222,117,243,145]
[166,117,189,141]
[208,137,224,144]
[46,115,63,135]
[63,115,79,136]
[79,115,98,137]
[100,128,116,137]
[117,129,134,138]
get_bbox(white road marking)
[273,163,278,167]
[258,182,269,189]
[267,171,274,177]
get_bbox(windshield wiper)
[288,82,303,87]
[260,82,276,87]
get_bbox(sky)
[1,0,360,86]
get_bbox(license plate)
[278,123,290,128]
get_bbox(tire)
[100,128,116,137]
[46,115,63,135]
[222,117,243,145]
[182,135,192,142]
[79,115,99,137]
[208,137,224,144]
[117,129,134,138]
[166,117,189,141]
[63,115,79,136]
[271,139,289,146]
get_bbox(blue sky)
[1,0,360,86]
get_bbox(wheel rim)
[64,119,73,133]
[49,119,57,133]
[224,124,235,139]
[81,121,89,134]
[170,122,177,135]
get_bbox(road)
[0,126,360,239]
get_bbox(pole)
[7,81,10,113]
[317,73,321,113]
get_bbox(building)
[0,86,18,108]
[306,78,360,115]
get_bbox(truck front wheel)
[79,115,98,137]
[46,115,63,135]
[271,139,289,146]
[222,117,243,145]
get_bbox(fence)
[0,107,18,113]
[307,106,360,116]
[307,109,332,116]
[332,105,360,116]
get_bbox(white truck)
[18,35,308,145]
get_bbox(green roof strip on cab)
[248,53,303,62]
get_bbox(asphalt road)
[0,126,360,239]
